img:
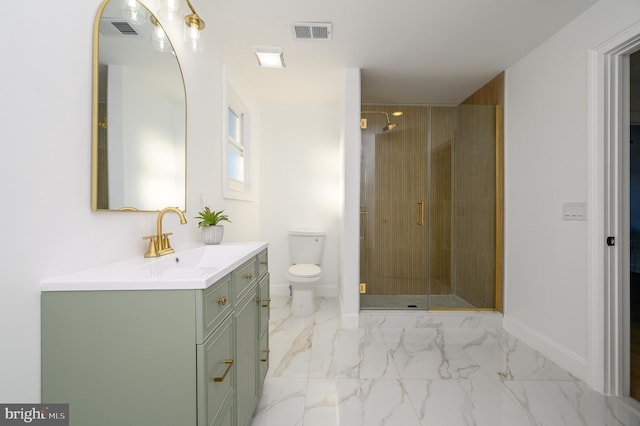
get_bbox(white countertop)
[40,242,268,292]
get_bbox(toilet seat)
[287,264,321,282]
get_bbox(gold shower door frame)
[359,104,501,311]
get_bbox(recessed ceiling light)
[253,45,286,69]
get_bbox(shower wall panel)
[453,105,496,308]
[429,106,456,295]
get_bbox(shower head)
[383,122,397,132]
[361,110,400,132]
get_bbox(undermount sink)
[40,242,268,291]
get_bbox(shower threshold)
[360,294,475,310]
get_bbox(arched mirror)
[92,0,186,211]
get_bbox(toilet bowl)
[288,263,322,317]
[287,230,325,317]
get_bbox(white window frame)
[222,66,253,201]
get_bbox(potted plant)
[195,207,231,245]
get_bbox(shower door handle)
[417,201,424,226]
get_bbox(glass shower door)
[360,106,429,309]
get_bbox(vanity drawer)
[257,250,268,278]
[233,258,257,298]
[197,275,232,343]
[197,314,234,426]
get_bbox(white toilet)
[287,229,326,317]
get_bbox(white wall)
[0,0,260,401]
[340,69,362,328]
[504,0,640,384]
[259,103,341,297]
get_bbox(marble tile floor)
[251,296,640,426]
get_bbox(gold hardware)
[360,118,367,129]
[260,261,268,265]
[244,273,254,280]
[143,235,158,258]
[217,296,227,305]
[144,207,187,258]
[261,298,271,308]
[361,111,398,132]
[261,349,270,362]
[417,201,424,226]
[212,359,234,382]
[184,0,206,30]
[359,283,367,294]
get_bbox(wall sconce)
[184,0,205,52]
[150,15,170,53]
[121,0,146,24]
[158,0,181,21]
[157,0,206,52]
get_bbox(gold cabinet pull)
[417,201,424,226]
[261,298,271,308]
[217,296,227,305]
[212,359,234,382]
[244,273,254,280]
[260,261,268,266]
[260,349,270,362]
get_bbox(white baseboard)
[341,313,359,329]
[503,314,588,382]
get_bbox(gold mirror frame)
[91,0,187,212]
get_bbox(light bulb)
[151,26,168,52]
[121,0,146,25]
[158,0,180,22]
[188,23,200,41]
[185,22,203,52]
[125,0,139,10]
[165,0,179,13]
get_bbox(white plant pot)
[201,225,224,245]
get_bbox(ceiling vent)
[100,18,140,37]
[291,22,332,40]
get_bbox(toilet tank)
[289,230,325,265]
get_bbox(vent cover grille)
[291,22,332,40]
[111,21,138,35]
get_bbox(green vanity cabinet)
[41,248,269,426]
[197,314,234,426]
[258,272,270,393]
[232,251,270,426]
[234,282,259,426]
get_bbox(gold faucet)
[143,207,187,258]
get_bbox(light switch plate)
[562,202,587,221]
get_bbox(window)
[222,72,252,200]
[227,106,245,185]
